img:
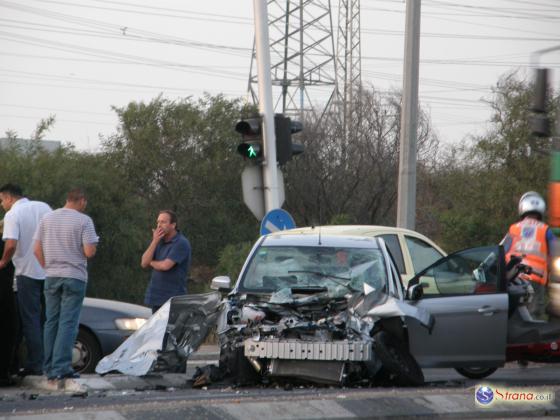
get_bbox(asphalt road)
[2,363,560,419]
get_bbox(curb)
[3,386,559,419]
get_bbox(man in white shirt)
[0,184,52,376]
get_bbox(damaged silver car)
[97,231,433,387]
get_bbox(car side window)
[425,246,500,296]
[379,234,406,274]
[405,236,443,274]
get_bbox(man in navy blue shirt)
[141,210,191,313]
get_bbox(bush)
[215,241,255,283]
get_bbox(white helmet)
[518,191,546,219]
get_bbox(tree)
[428,72,558,252]
[284,87,439,228]
[102,94,261,269]
[0,143,150,302]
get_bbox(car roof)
[270,225,446,255]
[261,232,379,248]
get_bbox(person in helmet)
[501,191,557,319]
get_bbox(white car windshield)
[239,245,388,295]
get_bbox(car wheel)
[455,367,497,379]
[373,331,424,386]
[73,328,102,374]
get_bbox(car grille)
[244,338,373,361]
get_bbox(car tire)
[455,367,497,379]
[373,331,424,387]
[73,328,102,374]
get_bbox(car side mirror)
[211,276,232,292]
[406,283,424,300]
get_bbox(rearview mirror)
[406,283,424,300]
[211,276,232,291]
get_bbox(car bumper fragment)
[269,359,345,384]
[244,338,373,361]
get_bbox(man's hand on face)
[152,226,165,242]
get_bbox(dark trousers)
[16,275,45,372]
[0,263,16,380]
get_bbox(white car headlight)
[114,318,147,331]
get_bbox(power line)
[9,0,251,25]
[0,32,248,81]
[0,113,115,126]
[362,27,560,42]
[0,103,115,117]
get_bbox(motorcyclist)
[501,191,557,319]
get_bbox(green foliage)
[215,241,255,282]
[427,72,558,252]
[329,213,355,225]
[0,145,151,303]
[102,94,259,267]
[2,72,556,304]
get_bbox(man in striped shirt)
[34,188,98,392]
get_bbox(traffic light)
[235,117,263,161]
[274,114,304,165]
[235,115,304,164]
[530,68,550,138]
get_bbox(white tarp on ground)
[95,301,171,375]
[96,292,222,376]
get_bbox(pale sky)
[1,0,559,151]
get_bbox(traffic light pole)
[396,0,421,230]
[253,0,280,212]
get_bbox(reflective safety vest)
[505,218,550,285]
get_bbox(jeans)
[16,276,45,372]
[43,277,87,379]
[0,263,17,379]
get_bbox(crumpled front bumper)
[244,338,373,361]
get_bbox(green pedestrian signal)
[237,142,262,160]
[235,117,264,162]
[248,145,257,158]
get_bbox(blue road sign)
[260,208,296,236]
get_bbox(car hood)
[83,297,151,319]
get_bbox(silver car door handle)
[478,306,496,316]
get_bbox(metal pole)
[396,0,421,229]
[299,0,304,121]
[254,0,280,211]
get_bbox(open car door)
[406,245,508,368]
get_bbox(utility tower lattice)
[248,1,362,124]
[336,0,361,132]
[247,0,338,121]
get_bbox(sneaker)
[40,378,62,391]
[63,378,87,394]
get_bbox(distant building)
[0,138,61,153]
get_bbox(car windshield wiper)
[290,286,328,294]
[288,270,351,281]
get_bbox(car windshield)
[239,245,388,295]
